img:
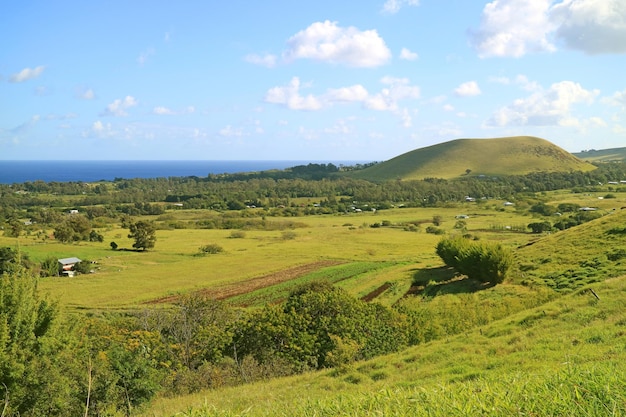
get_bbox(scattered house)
[504,201,514,206]
[621,180,626,184]
[455,214,469,219]
[579,207,597,211]
[465,196,476,202]
[58,257,81,277]
[68,209,79,214]
[608,181,619,185]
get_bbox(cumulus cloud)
[551,0,626,54]
[101,96,138,117]
[90,120,115,138]
[382,0,419,14]
[602,88,626,108]
[153,106,175,115]
[325,85,369,102]
[283,20,391,67]
[9,66,45,83]
[469,0,555,58]
[470,0,626,57]
[399,47,419,61]
[454,81,482,97]
[365,77,420,111]
[487,80,599,126]
[245,53,277,68]
[264,77,323,111]
[264,76,420,126]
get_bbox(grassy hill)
[143,275,626,416]
[140,206,626,417]
[574,147,626,163]
[347,136,596,181]
[513,209,626,291]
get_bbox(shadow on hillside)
[405,266,493,297]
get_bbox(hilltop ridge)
[347,136,596,181]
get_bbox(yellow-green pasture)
[1,202,558,311]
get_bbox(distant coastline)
[0,160,368,184]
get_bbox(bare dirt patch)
[145,260,344,305]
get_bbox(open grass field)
[3,190,625,311]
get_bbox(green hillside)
[142,208,626,417]
[347,136,596,181]
[144,276,626,417]
[574,147,626,163]
[513,209,626,291]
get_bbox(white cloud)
[245,53,277,68]
[137,48,155,65]
[602,88,626,108]
[325,85,369,102]
[265,76,419,122]
[365,77,420,111]
[9,66,45,83]
[153,106,175,115]
[101,96,138,117]
[443,104,455,112]
[284,20,391,67]
[91,120,115,138]
[471,0,626,57]
[514,75,541,91]
[551,0,626,54]
[219,125,245,137]
[324,119,352,135]
[382,0,419,14]
[399,47,419,61]
[454,81,482,97]
[80,88,96,100]
[264,77,323,111]
[469,0,555,58]
[488,80,599,126]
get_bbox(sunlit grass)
[142,275,626,416]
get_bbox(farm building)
[58,257,81,276]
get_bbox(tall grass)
[172,364,626,417]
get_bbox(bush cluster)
[436,237,513,284]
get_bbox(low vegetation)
[1,137,626,416]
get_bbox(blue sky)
[1,0,625,161]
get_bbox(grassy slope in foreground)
[347,136,596,181]
[513,209,626,291]
[143,275,626,417]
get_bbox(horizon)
[2,1,625,160]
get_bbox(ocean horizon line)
[0,160,371,184]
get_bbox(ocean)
[0,160,367,184]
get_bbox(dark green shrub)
[199,243,224,255]
[436,237,513,284]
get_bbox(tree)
[528,221,553,234]
[0,265,82,416]
[53,214,92,243]
[128,220,157,251]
